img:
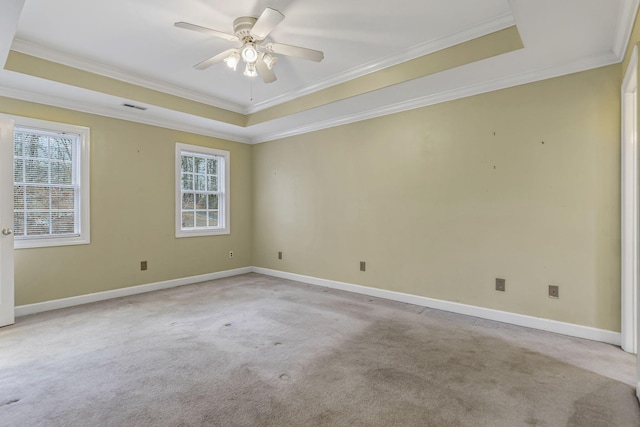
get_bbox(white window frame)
[3,115,91,249]
[175,143,230,237]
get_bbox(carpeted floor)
[0,273,638,426]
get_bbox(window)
[175,143,229,237]
[10,116,90,249]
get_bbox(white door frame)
[622,45,639,355]
[0,118,15,327]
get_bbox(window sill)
[175,228,230,238]
[15,235,90,249]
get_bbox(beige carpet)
[0,273,638,426]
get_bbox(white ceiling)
[0,0,637,143]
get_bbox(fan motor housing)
[233,16,258,41]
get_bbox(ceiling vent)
[122,103,147,111]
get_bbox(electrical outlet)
[360,261,366,272]
[549,285,559,298]
[495,278,505,292]
[140,261,147,271]
[278,251,282,260]
[229,251,234,259]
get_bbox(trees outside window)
[175,143,229,237]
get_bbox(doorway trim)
[0,118,15,327]
[621,45,638,354]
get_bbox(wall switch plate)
[229,251,234,259]
[549,285,559,298]
[140,261,147,271]
[360,261,366,272]
[278,251,282,260]
[495,278,505,292]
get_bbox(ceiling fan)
[175,7,324,83]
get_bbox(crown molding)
[0,49,617,146]
[0,47,619,146]
[245,12,516,114]
[613,0,640,59]
[0,84,251,144]
[250,51,620,144]
[10,38,246,114]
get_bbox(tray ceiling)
[0,0,636,143]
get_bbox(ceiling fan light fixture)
[262,52,278,70]
[177,7,325,83]
[243,62,257,77]
[223,51,240,70]
[241,43,258,64]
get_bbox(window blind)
[13,126,80,238]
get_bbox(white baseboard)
[252,267,622,346]
[14,265,622,347]
[15,267,252,317]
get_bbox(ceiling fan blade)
[264,42,324,62]
[194,48,237,70]
[256,56,277,83]
[250,8,284,40]
[174,22,237,42]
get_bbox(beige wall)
[1,51,624,332]
[2,98,252,305]
[252,64,622,331]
